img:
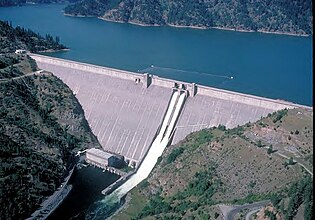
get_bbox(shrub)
[272,109,288,123]
[288,157,295,165]
[267,145,274,154]
[264,210,277,220]
[256,140,264,148]
[214,212,220,219]
[218,124,226,131]
[166,147,184,164]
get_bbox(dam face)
[173,92,269,144]
[30,54,307,166]
[36,60,170,165]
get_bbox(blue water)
[0,4,312,106]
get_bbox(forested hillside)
[0,20,66,53]
[0,22,100,219]
[64,0,313,35]
[0,0,79,7]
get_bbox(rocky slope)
[0,21,100,219]
[65,0,313,35]
[113,108,313,220]
[0,55,101,219]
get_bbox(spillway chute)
[114,90,185,198]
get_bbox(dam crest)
[30,54,309,168]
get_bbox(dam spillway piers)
[29,53,311,170]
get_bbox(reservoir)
[0,4,312,106]
[0,3,313,219]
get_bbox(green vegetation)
[187,129,213,150]
[0,68,98,219]
[305,154,313,165]
[194,129,214,144]
[0,0,79,7]
[0,20,66,53]
[135,166,220,219]
[287,157,295,166]
[177,166,220,204]
[217,124,226,131]
[114,189,148,220]
[65,0,312,35]
[0,28,98,218]
[137,194,171,218]
[0,133,64,219]
[270,176,313,220]
[0,53,37,79]
[64,0,121,17]
[166,147,184,164]
[269,108,288,123]
[114,108,312,219]
[232,193,270,205]
[119,165,135,173]
[256,139,264,148]
[264,209,277,220]
[285,176,311,220]
[267,145,276,154]
[225,125,244,137]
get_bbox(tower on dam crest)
[30,54,309,168]
[143,73,152,88]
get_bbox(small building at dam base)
[86,148,124,169]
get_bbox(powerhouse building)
[86,148,123,168]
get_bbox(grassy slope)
[113,107,313,219]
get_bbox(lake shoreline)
[38,48,70,53]
[63,13,310,37]
[2,3,311,37]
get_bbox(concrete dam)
[30,54,308,167]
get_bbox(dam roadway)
[30,54,310,167]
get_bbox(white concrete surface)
[113,92,185,198]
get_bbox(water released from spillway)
[115,91,185,197]
[84,91,186,218]
[84,193,121,220]
[1,4,312,219]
